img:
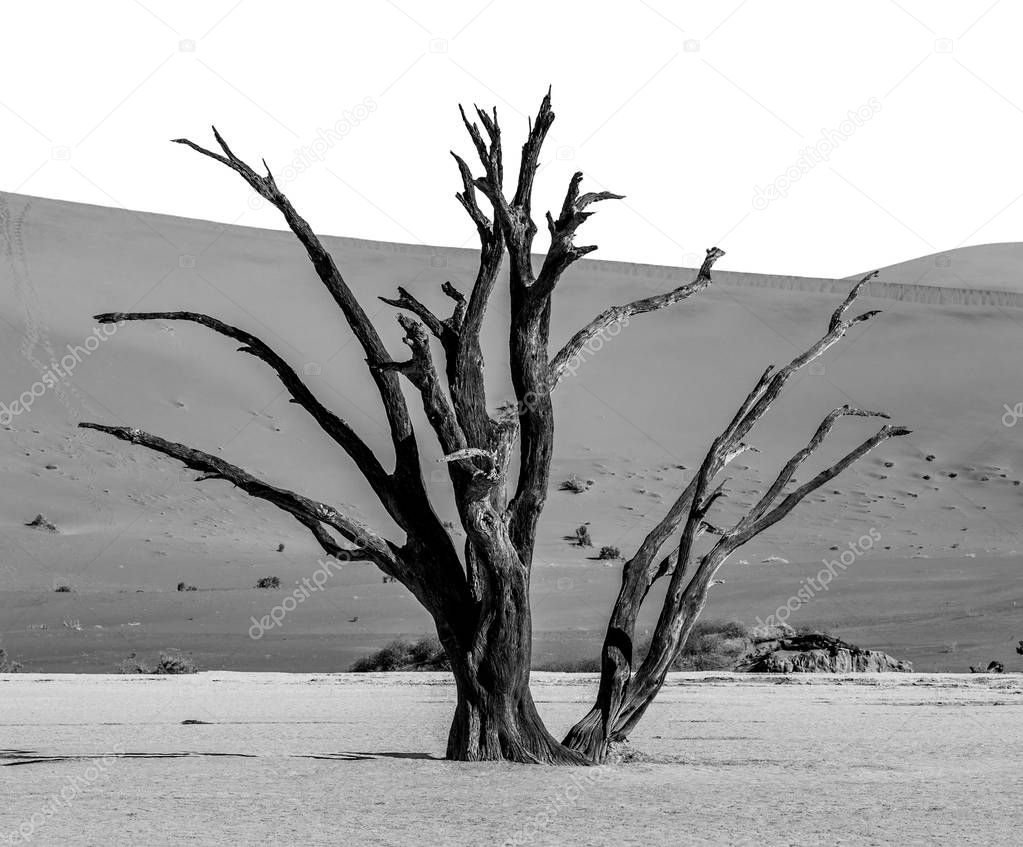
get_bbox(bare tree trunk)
[443,540,588,765]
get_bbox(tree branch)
[450,111,507,447]
[372,315,467,463]
[172,128,421,484]
[548,247,725,388]
[78,423,403,576]
[532,171,625,300]
[564,276,899,757]
[93,311,393,504]
[378,288,448,342]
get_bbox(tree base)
[447,690,594,765]
[561,706,610,763]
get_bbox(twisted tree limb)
[564,276,905,759]
[613,414,910,740]
[373,315,467,463]
[77,423,401,575]
[172,128,423,489]
[93,311,393,506]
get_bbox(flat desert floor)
[2,672,1021,846]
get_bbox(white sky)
[1,0,1021,278]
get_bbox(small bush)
[349,636,449,672]
[597,546,621,560]
[117,650,199,674]
[54,585,71,593]
[116,653,151,674]
[560,476,591,494]
[572,525,592,548]
[635,620,753,671]
[255,576,282,590]
[154,652,200,674]
[534,656,601,672]
[0,649,22,673]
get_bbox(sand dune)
[1,191,1021,672]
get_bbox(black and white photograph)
[1,2,1021,844]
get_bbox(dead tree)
[82,91,908,764]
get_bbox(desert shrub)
[255,576,282,590]
[54,585,71,593]
[633,620,753,671]
[349,636,449,672]
[154,652,200,674]
[534,656,601,672]
[0,648,22,672]
[117,650,199,674]
[572,525,593,548]
[560,476,590,494]
[117,654,151,674]
[597,546,621,560]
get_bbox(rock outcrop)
[737,631,912,673]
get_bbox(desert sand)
[2,672,1021,845]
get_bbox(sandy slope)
[2,672,1021,846]
[1,191,1022,671]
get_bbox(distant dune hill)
[852,242,1023,302]
[1,191,1022,673]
